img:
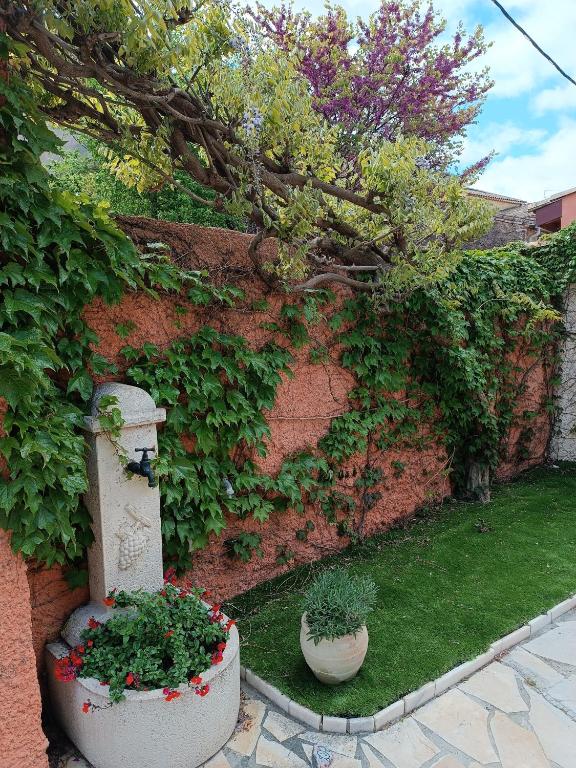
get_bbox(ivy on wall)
[121,330,329,568]
[0,69,242,565]
[2,66,576,572]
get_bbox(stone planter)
[300,614,368,684]
[46,624,240,768]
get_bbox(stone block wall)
[550,285,576,460]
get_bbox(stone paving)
[61,610,576,768]
[204,609,576,768]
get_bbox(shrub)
[54,585,234,705]
[302,570,377,643]
[47,148,244,230]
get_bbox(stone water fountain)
[46,383,240,768]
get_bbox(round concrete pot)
[300,614,368,684]
[46,624,240,768]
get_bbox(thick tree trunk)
[464,460,491,503]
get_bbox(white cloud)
[534,85,576,114]
[459,0,576,98]
[472,119,576,201]
[460,122,545,166]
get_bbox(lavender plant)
[303,570,377,643]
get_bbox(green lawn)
[226,464,576,717]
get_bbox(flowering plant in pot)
[48,581,240,768]
[300,569,377,684]
[54,583,235,707]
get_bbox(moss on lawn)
[226,464,576,717]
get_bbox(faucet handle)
[135,447,155,453]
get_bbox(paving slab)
[227,698,266,757]
[458,661,528,713]
[524,620,576,666]
[263,710,306,742]
[527,687,576,768]
[255,735,308,768]
[329,756,362,768]
[503,646,564,690]
[300,731,358,758]
[359,744,386,768]
[413,689,498,764]
[430,757,467,768]
[490,710,550,768]
[364,717,440,768]
[547,674,576,719]
[204,752,232,768]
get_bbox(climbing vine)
[121,330,329,569]
[2,66,576,571]
[0,68,245,565]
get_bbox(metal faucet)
[126,447,157,487]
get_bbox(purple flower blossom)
[250,1,492,167]
[242,107,264,134]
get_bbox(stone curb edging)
[240,592,576,735]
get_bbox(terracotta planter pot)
[300,614,368,684]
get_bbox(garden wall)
[26,217,552,669]
[0,531,48,768]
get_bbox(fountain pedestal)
[46,383,240,768]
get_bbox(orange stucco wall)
[0,531,48,768]
[25,217,553,666]
[561,191,576,228]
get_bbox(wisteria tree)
[1,0,492,295]
[253,1,493,168]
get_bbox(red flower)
[76,645,85,654]
[88,617,100,629]
[164,689,181,702]
[196,684,210,697]
[125,672,135,686]
[82,702,91,714]
[163,566,177,585]
[211,604,221,613]
[211,651,223,665]
[225,619,236,631]
[54,656,77,682]
[103,597,115,607]
[217,642,226,652]
[164,630,174,638]
[87,640,94,648]
[190,676,202,686]
[70,651,83,667]
[162,687,170,695]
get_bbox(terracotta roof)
[466,187,526,206]
[530,186,576,210]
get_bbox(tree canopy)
[253,1,492,169]
[2,0,493,295]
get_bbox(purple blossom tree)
[253,1,493,167]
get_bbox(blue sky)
[266,0,576,202]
